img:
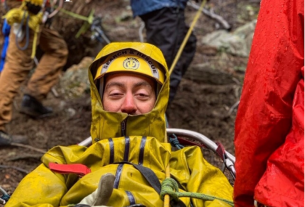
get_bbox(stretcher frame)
[78,128,236,182]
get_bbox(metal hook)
[0,185,10,204]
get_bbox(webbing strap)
[108,138,114,163]
[215,142,226,161]
[49,163,91,177]
[138,136,146,165]
[126,191,136,205]
[114,164,123,189]
[116,161,161,194]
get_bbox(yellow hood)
[88,42,170,143]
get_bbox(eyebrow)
[105,82,124,90]
[105,81,153,90]
[134,81,154,88]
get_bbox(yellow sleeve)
[5,164,68,207]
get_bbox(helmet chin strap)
[97,77,106,103]
[156,81,162,100]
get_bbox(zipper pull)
[121,119,127,136]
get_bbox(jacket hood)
[88,42,170,143]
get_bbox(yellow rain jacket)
[6,42,233,207]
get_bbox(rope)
[169,0,207,76]
[58,8,94,24]
[15,11,30,51]
[57,8,95,38]
[138,21,145,42]
[31,21,40,58]
[169,134,184,149]
[15,10,41,58]
[4,1,43,59]
[160,178,234,206]
[163,1,208,200]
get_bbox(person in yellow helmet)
[5,42,233,207]
[95,49,165,115]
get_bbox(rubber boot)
[20,94,53,118]
[0,130,28,146]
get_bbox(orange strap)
[49,163,91,177]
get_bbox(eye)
[106,89,124,99]
[110,92,123,96]
[135,91,150,100]
[137,93,148,97]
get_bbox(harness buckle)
[254,200,268,207]
[0,185,10,204]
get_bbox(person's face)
[102,72,156,115]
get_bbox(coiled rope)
[160,178,234,206]
[3,0,44,58]
[15,11,30,50]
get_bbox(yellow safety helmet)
[94,47,166,85]
[91,42,168,100]
[24,0,43,6]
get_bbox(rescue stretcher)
[78,128,236,184]
[0,128,235,206]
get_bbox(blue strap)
[0,19,11,72]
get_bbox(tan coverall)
[0,3,68,132]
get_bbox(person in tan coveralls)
[0,0,68,146]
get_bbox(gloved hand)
[3,8,23,26]
[194,0,210,3]
[25,0,43,15]
[78,173,116,207]
[74,204,146,207]
[75,173,147,207]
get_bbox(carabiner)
[0,185,10,204]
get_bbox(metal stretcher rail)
[167,128,236,179]
[167,128,235,163]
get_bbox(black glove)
[194,0,210,3]
[74,205,91,207]
[25,1,42,15]
[74,204,146,207]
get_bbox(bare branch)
[6,154,42,161]
[0,165,29,174]
[187,2,231,30]
[10,143,47,154]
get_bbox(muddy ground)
[0,0,260,200]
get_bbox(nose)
[121,93,137,114]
